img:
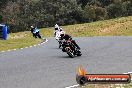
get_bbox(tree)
[0,15,3,23]
[107,3,123,18]
[98,0,113,7]
[0,0,131,33]
[76,0,91,7]
[83,4,108,22]
[95,6,108,20]
[83,5,96,22]
[122,1,132,16]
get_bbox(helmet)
[31,26,34,28]
[54,24,59,30]
[55,24,59,28]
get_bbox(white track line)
[13,49,17,51]
[34,45,37,46]
[65,84,79,88]
[25,47,28,48]
[0,38,48,53]
[7,50,11,51]
[29,46,33,48]
[20,48,23,49]
[128,72,132,74]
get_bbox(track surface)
[0,37,132,88]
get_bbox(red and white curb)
[0,38,48,53]
[65,71,132,88]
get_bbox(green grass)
[0,32,42,51]
[41,16,132,37]
[0,16,132,51]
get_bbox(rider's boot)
[59,41,62,48]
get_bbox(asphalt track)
[0,37,132,88]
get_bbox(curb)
[0,38,48,53]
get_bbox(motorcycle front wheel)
[65,48,74,58]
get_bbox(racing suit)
[54,28,63,37]
[30,27,36,38]
[60,34,80,50]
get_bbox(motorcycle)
[62,40,82,58]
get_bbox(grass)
[0,31,42,51]
[41,16,132,37]
[0,16,132,51]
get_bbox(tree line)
[0,0,132,33]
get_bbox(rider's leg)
[59,41,62,48]
[33,33,37,38]
[36,32,41,39]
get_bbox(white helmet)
[54,24,59,30]
[55,24,59,28]
[31,26,34,28]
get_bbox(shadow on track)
[51,55,82,60]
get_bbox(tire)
[76,50,82,56]
[66,48,74,58]
[67,51,74,58]
[77,53,82,56]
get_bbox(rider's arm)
[54,32,56,37]
[65,34,72,40]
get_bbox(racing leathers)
[60,34,80,50]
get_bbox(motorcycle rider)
[30,25,41,39]
[60,31,81,51]
[54,24,64,48]
[54,24,63,37]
